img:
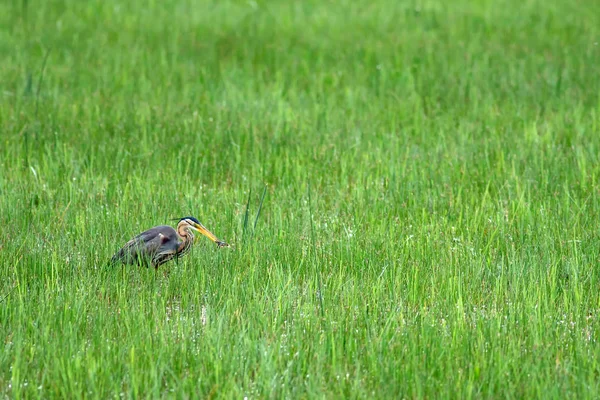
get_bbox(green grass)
[1,0,600,397]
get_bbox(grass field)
[1,0,600,397]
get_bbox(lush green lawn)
[1,0,599,397]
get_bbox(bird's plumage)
[180,216,200,225]
[109,217,227,268]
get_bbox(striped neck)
[176,227,195,256]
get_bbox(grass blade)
[35,48,51,118]
[252,184,268,233]
[308,181,324,318]
[242,187,252,241]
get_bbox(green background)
[1,0,599,397]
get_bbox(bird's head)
[178,216,229,247]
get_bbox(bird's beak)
[192,222,229,247]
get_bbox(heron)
[110,216,229,268]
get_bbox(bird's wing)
[151,229,182,265]
[110,226,179,265]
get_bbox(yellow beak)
[191,222,229,247]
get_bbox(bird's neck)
[176,226,195,254]
[178,226,195,241]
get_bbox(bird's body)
[110,216,228,268]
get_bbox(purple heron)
[110,216,229,268]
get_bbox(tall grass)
[1,0,599,397]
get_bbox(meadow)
[1,0,599,397]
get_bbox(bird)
[109,216,229,268]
